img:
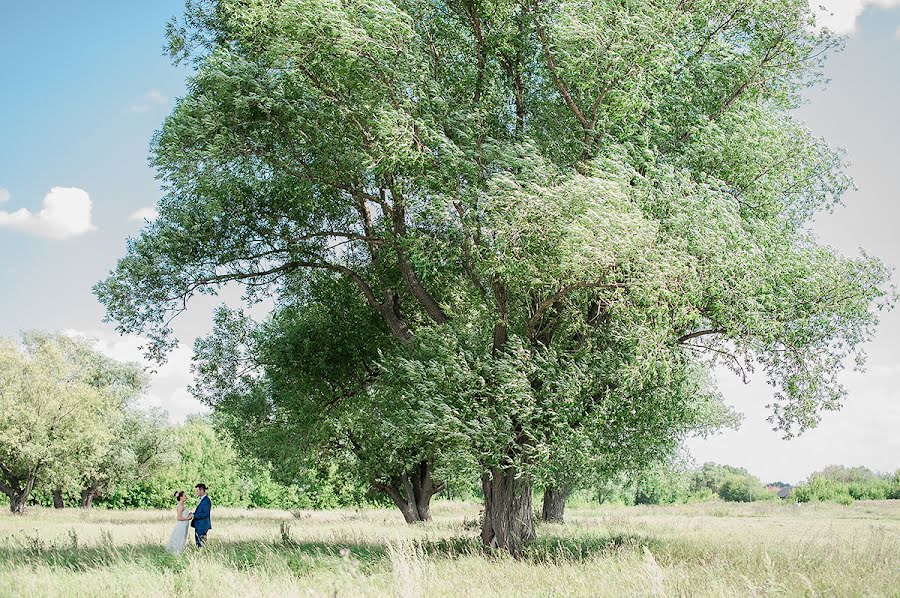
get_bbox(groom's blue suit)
[191,495,211,547]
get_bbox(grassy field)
[0,500,897,597]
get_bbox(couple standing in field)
[165,483,212,554]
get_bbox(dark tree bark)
[541,483,574,523]
[52,489,65,509]
[80,485,99,509]
[481,277,537,555]
[375,460,445,524]
[10,492,28,514]
[0,467,37,514]
[481,467,536,556]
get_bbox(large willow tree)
[97,0,892,553]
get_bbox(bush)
[717,475,771,502]
[794,475,853,504]
[792,467,900,504]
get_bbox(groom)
[189,483,212,548]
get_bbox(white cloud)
[129,206,159,222]
[812,0,900,35]
[130,89,169,112]
[0,186,97,240]
[146,89,168,103]
[64,329,207,423]
[58,287,276,423]
[0,188,9,203]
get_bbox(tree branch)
[531,1,591,131]
[527,279,623,340]
[676,328,726,344]
[386,178,449,324]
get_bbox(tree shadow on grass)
[423,531,662,563]
[0,535,390,576]
[0,529,662,574]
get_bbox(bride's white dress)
[166,517,190,554]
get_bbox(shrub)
[717,475,770,502]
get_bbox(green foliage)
[716,475,772,503]
[690,463,770,502]
[633,465,693,506]
[94,417,370,511]
[192,274,457,511]
[95,0,895,549]
[0,333,146,511]
[595,476,637,506]
[374,322,739,489]
[792,466,900,504]
[596,462,781,505]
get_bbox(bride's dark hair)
[173,490,185,501]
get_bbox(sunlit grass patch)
[0,501,897,596]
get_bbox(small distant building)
[777,487,792,499]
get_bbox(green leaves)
[0,333,147,507]
[97,0,892,505]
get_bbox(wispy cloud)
[146,89,167,103]
[64,328,205,423]
[0,187,98,240]
[129,89,169,113]
[128,206,159,222]
[0,188,9,204]
[812,0,900,35]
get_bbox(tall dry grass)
[0,500,897,597]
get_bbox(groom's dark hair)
[195,483,207,492]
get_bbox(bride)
[165,490,193,554]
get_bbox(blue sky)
[0,1,187,328]
[1,1,898,484]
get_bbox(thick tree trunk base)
[80,487,98,509]
[53,489,65,509]
[541,484,572,524]
[2,475,36,514]
[398,502,427,524]
[376,460,444,525]
[9,494,28,514]
[481,467,535,557]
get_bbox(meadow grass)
[0,500,897,597]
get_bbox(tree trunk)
[1,472,37,514]
[376,460,444,524]
[541,484,573,523]
[80,486,99,509]
[9,491,28,514]
[481,467,535,556]
[52,489,65,509]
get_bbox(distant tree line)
[791,465,900,505]
[32,416,371,511]
[0,333,368,513]
[592,462,777,505]
[591,462,900,506]
[0,332,147,513]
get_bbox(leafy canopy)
[0,333,146,504]
[97,0,892,492]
